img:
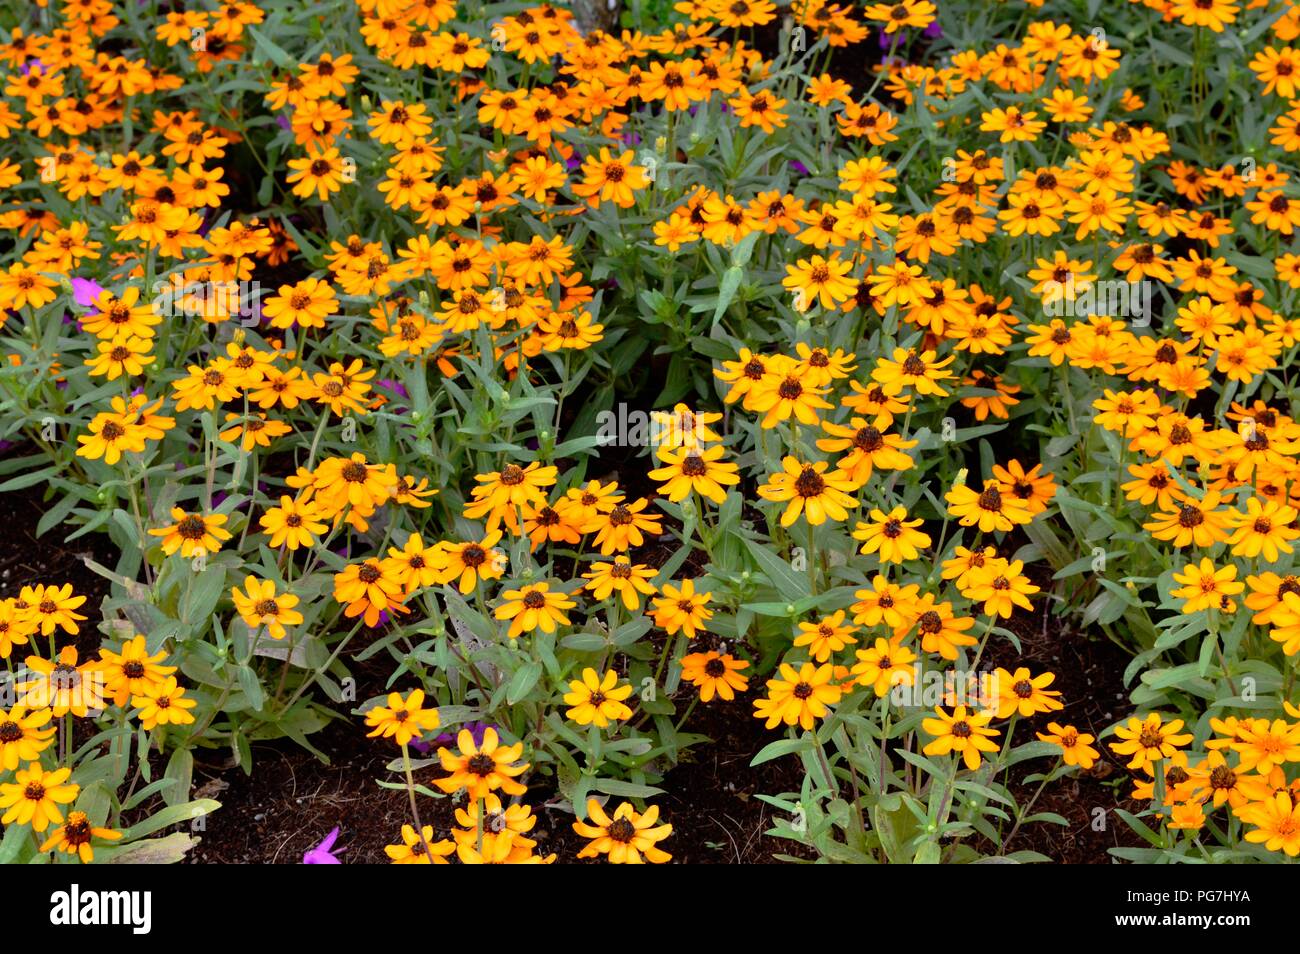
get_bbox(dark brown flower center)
[177,516,207,539]
[468,753,496,776]
[608,817,636,842]
[794,466,826,498]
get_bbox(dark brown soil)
[976,567,1148,863]
[0,477,116,654]
[187,639,816,864]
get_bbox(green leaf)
[913,840,941,864]
[744,536,809,600]
[713,265,744,325]
[181,565,226,626]
[750,736,809,767]
[592,778,665,798]
[0,819,28,864]
[163,748,193,808]
[507,660,543,704]
[246,25,296,69]
[103,832,197,864]
[237,665,266,711]
[0,466,56,492]
[118,799,220,841]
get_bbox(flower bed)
[1,0,1299,865]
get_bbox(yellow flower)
[432,532,507,593]
[456,829,555,864]
[385,824,456,864]
[850,635,917,697]
[19,646,104,717]
[97,634,176,707]
[563,668,634,727]
[218,412,292,451]
[494,582,575,639]
[1110,713,1194,772]
[131,677,197,730]
[0,763,78,832]
[452,793,539,851]
[646,443,740,504]
[1036,722,1100,769]
[1171,559,1244,614]
[747,367,834,428]
[231,576,303,639]
[1240,791,1300,856]
[871,347,954,397]
[922,706,1001,770]
[582,557,658,612]
[434,727,529,800]
[945,479,1034,533]
[572,798,672,864]
[816,417,916,483]
[40,811,122,862]
[993,667,1063,718]
[463,462,557,533]
[753,661,842,730]
[382,533,442,594]
[149,508,232,558]
[851,506,930,563]
[0,705,55,770]
[793,610,859,662]
[333,559,407,628]
[259,495,328,551]
[964,559,1040,618]
[19,583,87,636]
[364,689,441,747]
[756,456,859,527]
[650,578,713,638]
[680,651,750,702]
[909,595,977,660]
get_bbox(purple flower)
[71,277,104,308]
[376,378,410,400]
[19,59,45,77]
[302,827,343,864]
[790,160,810,176]
[924,21,943,39]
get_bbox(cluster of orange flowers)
[0,583,197,860]
[1109,710,1300,855]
